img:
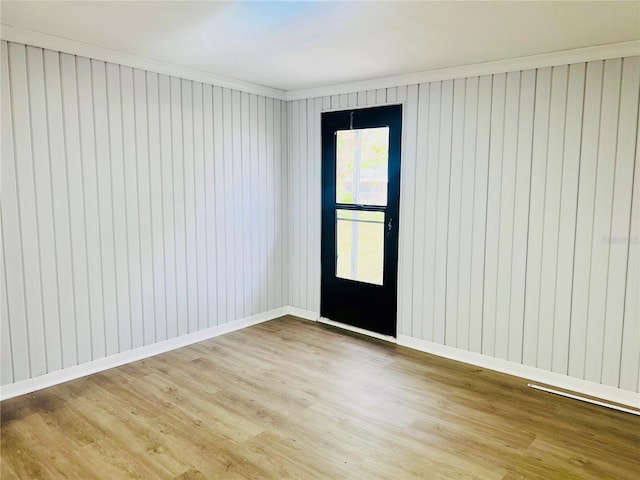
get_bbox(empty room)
[1,1,639,478]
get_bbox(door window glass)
[336,210,384,285]
[336,127,389,206]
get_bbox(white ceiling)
[1,1,639,92]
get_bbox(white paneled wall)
[2,38,638,400]
[1,41,288,386]
[288,57,640,393]
[287,89,409,313]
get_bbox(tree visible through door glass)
[336,127,389,206]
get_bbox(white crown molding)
[2,24,637,103]
[0,24,287,100]
[0,307,288,401]
[397,335,640,410]
[285,40,640,101]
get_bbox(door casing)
[320,104,402,336]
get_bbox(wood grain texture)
[2,316,638,480]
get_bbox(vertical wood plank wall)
[0,41,289,386]
[287,56,640,394]
[2,39,638,398]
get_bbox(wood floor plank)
[1,315,639,479]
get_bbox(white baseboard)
[0,307,288,401]
[285,306,319,321]
[285,309,398,343]
[283,310,638,408]
[318,317,397,344]
[397,335,640,409]
[3,306,637,410]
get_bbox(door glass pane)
[336,127,389,206]
[336,210,384,285]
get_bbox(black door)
[320,105,402,337]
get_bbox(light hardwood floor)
[1,315,639,479]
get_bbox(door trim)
[320,104,403,336]
[320,101,405,114]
